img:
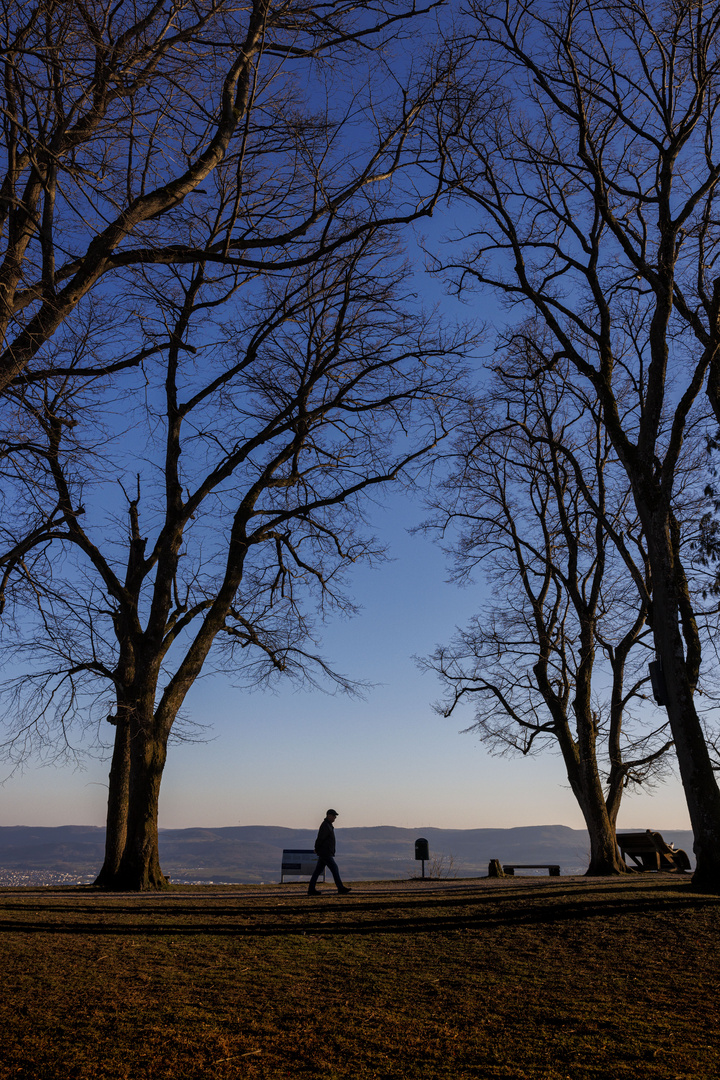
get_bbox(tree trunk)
[550,650,628,875]
[581,799,627,876]
[116,729,169,891]
[566,750,627,875]
[98,705,170,891]
[644,511,720,892]
[93,713,131,887]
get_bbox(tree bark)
[559,728,627,875]
[109,715,170,891]
[643,509,720,891]
[93,713,131,888]
[578,792,627,876]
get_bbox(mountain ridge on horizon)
[0,823,695,883]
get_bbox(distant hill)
[0,824,695,884]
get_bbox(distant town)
[0,869,231,886]
[0,870,95,887]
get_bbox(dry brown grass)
[0,875,718,1079]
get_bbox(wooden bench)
[616,831,691,872]
[280,849,325,884]
[503,863,560,877]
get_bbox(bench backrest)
[617,832,657,851]
[617,831,685,870]
[280,848,321,882]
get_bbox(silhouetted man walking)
[308,809,351,896]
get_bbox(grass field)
[0,875,718,1079]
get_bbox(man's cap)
[326,808,338,816]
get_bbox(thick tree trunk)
[644,512,720,892]
[552,645,628,875]
[566,752,627,875]
[95,694,171,892]
[93,714,131,888]
[652,635,720,891]
[581,800,627,876]
[536,701,628,874]
[111,725,170,891]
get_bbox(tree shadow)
[0,879,715,939]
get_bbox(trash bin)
[415,838,430,861]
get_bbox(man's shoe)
[337,886,351,895]
[307,889,323,896]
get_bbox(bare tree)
[0,0,446,393]
[421,340,676,874]
[0,0,472,890]
[431,0,720,890]
[0,226,470,890]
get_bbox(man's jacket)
[314,818,336,858]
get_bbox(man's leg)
[308,857,326,894]
[325,856,350,893]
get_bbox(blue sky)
[0,485,692,833]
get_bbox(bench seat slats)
[503,863,561,876]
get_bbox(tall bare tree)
[0,0,473,890]
[422,341,675,874]
[0,227,469,889]
[432,0,720,890]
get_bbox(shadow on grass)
[0,879,717,939]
